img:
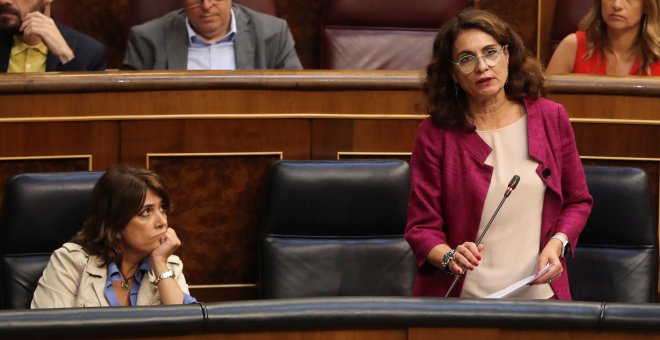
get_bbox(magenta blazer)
[405,97,593,300]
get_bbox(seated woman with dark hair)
[31,164,196,308]
[547,0,659,76]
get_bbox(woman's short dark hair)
[423,9,545,129]
[72,164,170,266]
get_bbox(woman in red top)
[547,0,659,76]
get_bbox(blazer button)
[542,168,551,179]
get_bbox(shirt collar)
[186,9,237,46]
[105,259,152,288]
[11,35,47,56]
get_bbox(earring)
[454,83,459,99]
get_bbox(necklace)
[119,270,135,291]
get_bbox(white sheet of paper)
[484,263,552,299]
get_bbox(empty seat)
[259,160,414,298]
[321,0,472,70]
[0,172,102,309]
[566,166,657,303]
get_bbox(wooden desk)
[0,71,657,301]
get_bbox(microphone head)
[508,175,520,190]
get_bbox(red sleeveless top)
[573,31,660,76]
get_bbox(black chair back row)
[1,172,103,309]
[0,163,656,309]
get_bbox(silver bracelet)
[151,269,175,286]
[440,250,456,271]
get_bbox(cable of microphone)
[444,175,520,297]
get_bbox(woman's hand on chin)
[149,227,181,265]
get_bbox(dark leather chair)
[321,0,472,70]
[125,0,181,30]
[566,166,658,303]
[259,160,414,298]
[548,0,592,57]
[0,172,102,309]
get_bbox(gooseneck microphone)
[444,175,520,297]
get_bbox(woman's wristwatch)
[551,234,569,257]
[151,269,175,286]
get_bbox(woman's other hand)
[532,235,565,285]
[428,242,484,275]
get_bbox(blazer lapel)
[86,256,109,306]
[166,11,189,70]
[233,5,254,69]
[525,98,561,197]
[460,127,492,165]
[137,270,160,305]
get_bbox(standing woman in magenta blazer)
[405,9,593,300]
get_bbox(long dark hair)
[579,0,659,75]
[422,9,545,129]
[72,164,170,266]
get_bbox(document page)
[484,263,552,299]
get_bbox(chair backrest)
[566,166,658,303]
[125,0,182,31]
[321,0,471,70]
[548,0,592,57]
[0,172,102,309]
[259,160,414,298]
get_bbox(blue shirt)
[186,9,237,70]
[105,260,197,306]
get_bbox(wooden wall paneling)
[546,93,660,121]
[275,0,324,69]
[410,328,660,340]
[147,153,283,302]
[193,329,408,340]
[337,152,412,164]
[311,120,355,160]
[0,122,120,170]
[572,123,660,159]
[480,0,539,56]
[311,119,420,160]
[539,0,557,65]
[120,119,311,166]
[0,89,422,118]
[351,119,420,151]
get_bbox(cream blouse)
[460,114,553,299]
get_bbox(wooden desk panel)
[0,71,657,301]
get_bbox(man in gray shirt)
[122,0,302,70]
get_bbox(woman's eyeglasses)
[450,45,506,74]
